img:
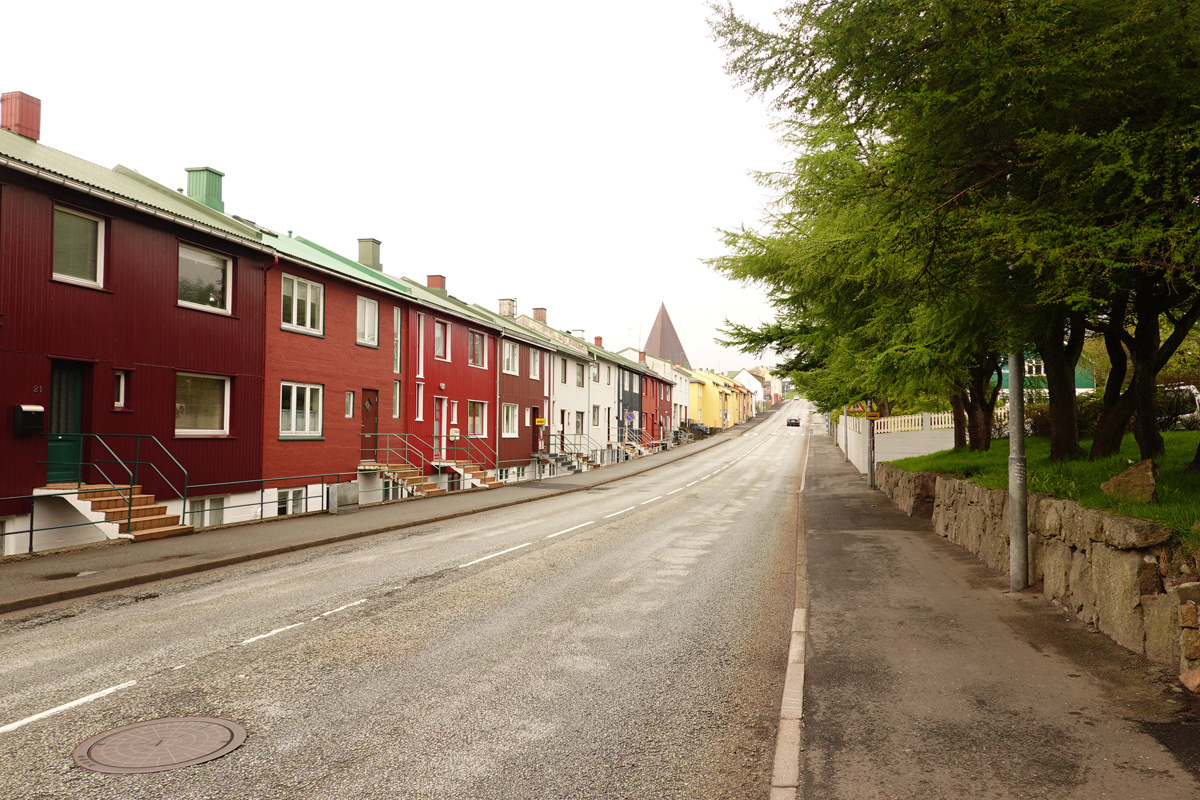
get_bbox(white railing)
[929,412,954,430]
[874,413,922,433]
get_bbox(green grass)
[890,431,1200,546]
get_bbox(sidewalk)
[0,434,738,614]
[790,433,1199,799]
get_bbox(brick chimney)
[594,336,603,348]
[358,238,382,271]
[1,92,41,141]
[533,307,547,323]
[499,298,516,317]
[185,167,225,212]
[427,275,446,291]
[639,351,646,363]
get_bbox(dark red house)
[0,92,268,551]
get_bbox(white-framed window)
[469,330,487,368]
[592,405,600,427]
[53,206,105,287]
[178,244,231,313]
[416,313,426,377]
[187,495,226,527]
[606,366,612,385]
[277,487,306,516]
[530,350,540,380]
[281,274,323,334]
[502,340,520,374]
[357,297,379,346]
[468,400,486,437]
[175,373,230,435]
[525,407,532,427]
[393,380,401,419]
[382,477,403,501]
[434,319,449,360]
[450,400,459,424]
[560,358,567,384]
[502,403,519,437]
[575,363,585,387]
[575,411,584,435]
[113,370,128,409]
[280,381,323,437]
[592,363,600,383]
[393,307,402,373]
[345,391,355,418]
[414,383,424,421]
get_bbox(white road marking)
[604,507,635,518]
[0,680,138,734]
[459,542,531,568]
[546,521,594,539]
[686,481,699,487]
[313,599,367,620]
[641,496,663,505]
[667,488,683,495]
[242,622,305,645]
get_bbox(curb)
[1,437,735,614]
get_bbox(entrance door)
[531,406,541,453]
[360,389,378,462]
[433,398,447,460]
[47,360,87,484]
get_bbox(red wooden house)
[0,92,268,551]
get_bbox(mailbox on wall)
[13,404,45,436]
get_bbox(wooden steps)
[47,484,194,542]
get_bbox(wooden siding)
[497,339,549,466]
[0,173,267,511]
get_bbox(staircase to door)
[39,484,193,542]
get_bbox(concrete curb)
[0,437,736,614]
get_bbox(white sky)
[6,0,790,372]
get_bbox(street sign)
[624,411,636,423]
[866,412,880,420]
[535,418,546,426]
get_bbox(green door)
[47,361,86,484]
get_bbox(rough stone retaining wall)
[876,463,1200,680]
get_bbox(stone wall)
[876,463,1200,681]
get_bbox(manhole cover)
[72,717,247,774]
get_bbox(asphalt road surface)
[1,409,806,799]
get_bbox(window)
[277,488,306,516]
[281,274,323,334]
[382,476,403,501]
[575,411,584,435]
[113,370,128,409]
[530,350,540,379]
[502,403,519,437]
[592,405,599,427]
[393,308,402,373]
[450,400,458,424]
[606,366,612,385]
[357,297,379,346]
[187,495,226,527]
[503,341,520,374]
[468,401,487,437]
[345,391,355,418]
[593,363,599,383]
[414,383,424,421]
[575,363,584,387]
[434,320,449,360]
[280,382,323,437]
[393,380,401,419]
[525,407,531,427]
[178,244,230,313]
[470,330,487,367]
[175,373,229,435]
[53,206,104,287]
[416,313,426,377]
[560,358,567,384]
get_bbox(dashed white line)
[242,622,305,645]
[641,496,663,505]
[0,680,138,734]
[546,521,594,539]
[313,599,367,620]
[667,488,683,495]
[604,507,635,518]
[686,481,699,487]
[459,542,531,568]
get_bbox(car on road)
[786,417,801,427]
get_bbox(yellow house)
[688,368,738,429]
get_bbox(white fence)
[833,412,957,476]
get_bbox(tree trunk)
[1090,298,1131,460]
[963,353,1002,451]
[1038,311,1086,461]
[951,393,967,449]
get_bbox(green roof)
[264,233,411,297]
[0,128,260,243]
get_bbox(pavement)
[791,430,1200,799]
[0,431,740,615]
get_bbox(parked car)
[685,422,711,438]
[786,417,801,427]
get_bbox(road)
[1,406,809,799]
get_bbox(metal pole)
[867,417,876,489]
[1008,351,1028,591]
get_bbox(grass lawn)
[889,431,1200,546]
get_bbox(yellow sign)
[866,412,880,420]
[535,418,546,426]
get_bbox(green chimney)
[185,167,225,212]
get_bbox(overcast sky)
[7,0,790,372]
